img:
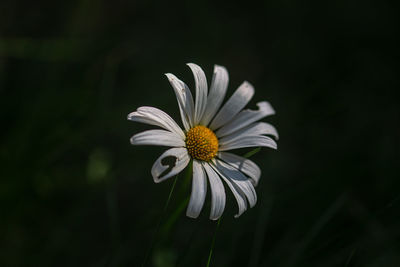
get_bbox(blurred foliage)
[87,148,111,184]
[1,0,399,266]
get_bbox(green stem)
[161,196,190,235]
[206,217,222,267]
[141,174,179,267]
[243,147,261,158]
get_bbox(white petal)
[202,162,226,220]
[210,81,255,130]
[200,65,229,126]
[209,161,247,218]
[219,122,279,146]
[130,129,185,147]
[187,63,208,125]
[210,159,257,218]
[151,147,190,183]
[213,159,257,207]
[186,160,207,218]
[219,135,277,151]
[128,106,185,139]
[216,101,275,137]
[165,73,195,131]
[218,152,261,186]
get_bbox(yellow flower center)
[185,125,218,161]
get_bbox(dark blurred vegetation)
[1,0,399,266]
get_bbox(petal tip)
[214,64,226,69]
[186,63,205,73]
[164,73,175,81]
[249,199,257,208]
[209,215,221,221]
[186,211,200,219]
[242,80,254,89]
[152,177,163,183]
[129,136,136,145]
[127,111,137,120]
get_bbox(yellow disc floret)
[185,125,219,161]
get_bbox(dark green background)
[1,0,399,266]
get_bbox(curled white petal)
[210,164,247,218]
[219,135,277,151]
[127,106,185,139]
[218,152,261,186]
[187,63,208,125]
[200,65,229,126]
[186,160,207,218]
[215,159,257,207]
[219,122,279,146]
[130,130,185,147]
[202,162,226,220]
[165,73,195,130]
[210,81,254,130]
[151,147,190,183]
[216,101,275,137]
[211,159,257,217]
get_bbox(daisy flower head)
[128,63,278,220]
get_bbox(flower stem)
[206,217,222,267]
[161,196,189,235]
[243,147,261,158]
[141,174,179,267]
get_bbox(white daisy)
[128,63,278,220]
